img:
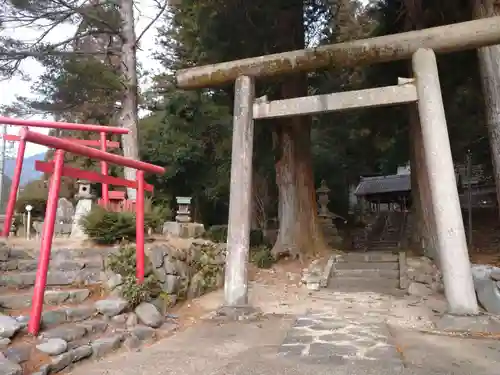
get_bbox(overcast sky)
[0,0,164,157]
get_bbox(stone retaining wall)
[0,239,226,304]
[103,239,226,304]
[405,256,443,297]
[0,239,226,374]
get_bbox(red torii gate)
[0,116,129,238]
[17,128,164,335]
[0,117,165,335]
[3,125,122,214]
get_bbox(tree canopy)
[2,0,496,240]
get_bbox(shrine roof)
[354,174,410,196]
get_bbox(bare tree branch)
[135,0,169,45]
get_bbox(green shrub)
[82,207,136,244]
[82,205,168,245]
[203,225,228,242]
[107,245,162,307]
[250,245,276,269]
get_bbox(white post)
[26,211,31,240]
[224,75,255,307]
[412,48,479,315]
[25,204,33,240]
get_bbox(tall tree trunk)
[473,0,500,217]
[271,1,327,259]
[118,0,140,200]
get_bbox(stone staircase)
[0,244,179,375]
[368,211,407,252]
[328,251,402,292]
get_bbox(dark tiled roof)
[354,174,410,196]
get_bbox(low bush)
[82,205,167,245]
[107,245,162,307]
[250,245,276,269]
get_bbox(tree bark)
[473,0,500,217]
[271,1,326,259]
[118,0,140,200]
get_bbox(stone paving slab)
[278,311,402,364]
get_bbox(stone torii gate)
[176,16,500,317]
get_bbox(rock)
[0,338,10,349]
[32,364,49,375]
[65,305,96,321]
[123,336,141,351]
[16,260,38,272]
[162,275,180,294]
[79,319,108,334]
[110,285,124,298]
[44,290,70,305]
[131,325,156,341]
[474,278,500,314]
[67,289,91,304]
[0,316,21,339]
[0,244,10,261]
[149,247,165,268]
[50,352,72,373]
[158,322,178,335]
[126,313,138,329]
[4,345,31,364]
[95,298,128,317]
[407,282,432,297]
[134,303,163,328]
[187,272,204,299]
[174,260,189,277]
[8,249,31,260]
[490,270,500,281]
[154,267,167,283]
[0,359,22,375]
[91,334,124,358]
[36,338,68,356]
[163,257,177,275]
[111,314,128,325]
[41,310,67,327]
[42,324,86,342]
[14,316,28,328]
[69,345,92,362]
[150,297,169,315]
[105,273,123,291]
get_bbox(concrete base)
[212,305,262,322]
[162,221,205,238]
[434,313,500,335]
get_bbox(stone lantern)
[175,196,192,223]
[75,180,94,200]
[316,180,342,248]
[317,180,331,218]
[71,180,95,239]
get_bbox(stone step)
[0,269,102,287]
[0,298,179,374]
[333,269,400,279]
[339,252,398,263]
[0,257,104,273]
[335,261,399,270]
[0,288,92,310]
[369,244,399,250]
[329,276,400,289]
[370,240,399,245]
